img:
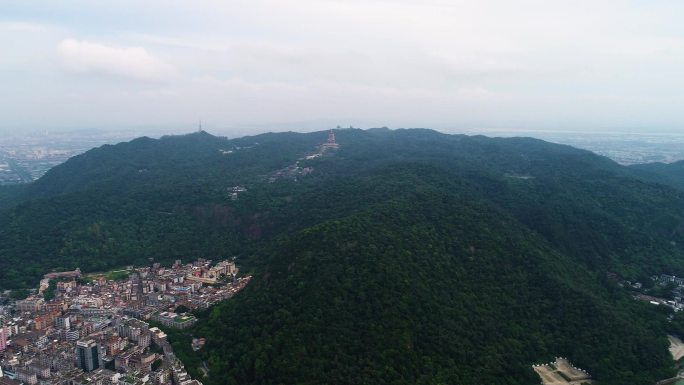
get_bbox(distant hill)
[1,128,684,384]
[631,160,684,191]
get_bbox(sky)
[2,0,684,136]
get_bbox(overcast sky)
[2,0,684,136]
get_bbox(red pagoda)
[322,129,339,149]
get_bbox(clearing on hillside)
[669,335,684,361]
[533,357,593,385]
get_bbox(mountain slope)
[631,160,684,191]
[189,183,672,385]
[0,184,25,208]
[2,128,684,383]
[1,129,683,288]
[21,131,323,201]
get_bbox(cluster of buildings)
[0,258,252,385]
[659,274,684,287]
[185,260,237,285]
[633,274,684,311]
[658,274,684,311]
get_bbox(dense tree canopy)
[1,128,684,384]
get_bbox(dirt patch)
[669,335,684,361]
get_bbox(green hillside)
[2,129,683,288]
[187,172,673,385]
[2,128,684,383]
[631,160,684,191]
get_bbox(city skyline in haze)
[3,1,684,136]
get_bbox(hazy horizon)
[2,124,684,140]
[4,1,684,136]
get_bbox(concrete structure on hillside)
[44,268,81,280]
[151,312,197,329]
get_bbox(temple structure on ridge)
[322,128,339,149]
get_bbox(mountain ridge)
[2,128,684,384]
[631,160,684,191]
[1,128,683,287]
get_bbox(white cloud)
[56,39,176,81]
[5,0,684,132]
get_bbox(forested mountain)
[188,173,673,385]
[0,184,25,208]
[2,128,684,384]
[631,160,684,191]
